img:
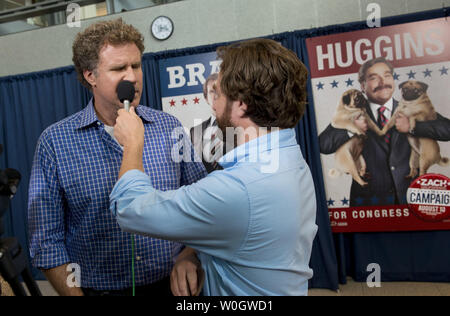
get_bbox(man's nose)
[123,66,137,83]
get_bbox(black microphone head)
[116,80,135,103]
[0,144,3,155]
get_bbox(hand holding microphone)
[116,80,135,112]
[114,81,144,149]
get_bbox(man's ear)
[360,82,366,95]
[237,101,248,117]
[83,70,96,88]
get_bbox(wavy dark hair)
[72,18,144,90]
[216,38,308,128]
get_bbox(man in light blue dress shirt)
[110,39,318,296]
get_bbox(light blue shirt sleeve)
[110,169,249,259]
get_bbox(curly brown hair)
[216,38,308,128]
[72,18,145,90]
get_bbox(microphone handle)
[124,100,130,112]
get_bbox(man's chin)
[378,90,393,98]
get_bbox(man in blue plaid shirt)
[27,19,206,296]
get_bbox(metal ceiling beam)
[4,0,26,8]
[0,0,105,24]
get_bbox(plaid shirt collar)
[77,98,153,129]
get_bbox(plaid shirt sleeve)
[28,132,70,269]
[178,122,208,186]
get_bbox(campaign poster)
[159,52,224,173]
[306,18,450,232]
[159,52,220,129]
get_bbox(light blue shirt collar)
[219,128,297,169]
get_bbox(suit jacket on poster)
[190,117,224,173]
[319,99,450,207]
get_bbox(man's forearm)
[319,124,351,154]
[414,114,450,141]
[118,144,144,179]
[42,264,84,296]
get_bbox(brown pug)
[331,89,383,136]
[329,89,382,187]
[329,125,368,187]
[381,80,449,177]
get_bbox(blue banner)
[159,52,220,98]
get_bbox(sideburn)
[217,99,238,152]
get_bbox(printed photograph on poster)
[158,52,224,173]
[306,18,450,232]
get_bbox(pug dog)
[331,89,384,136]
[381,80,449,177]
[329,90,382,187]
[329,120,368,187]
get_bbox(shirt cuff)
[109,169,151,216]
[31,243,70,270]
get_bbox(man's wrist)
[123,140,143,150]
[176,247,197,261]
[119,144,144,179]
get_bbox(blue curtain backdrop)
[0,7,448,290]
[0,67,92,281]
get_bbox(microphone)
[116,80,136,112]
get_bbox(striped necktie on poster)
[377,106,391,144]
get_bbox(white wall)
[0,0,448,77]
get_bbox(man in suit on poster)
[190,73,224,173]
[319,57,450,207]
